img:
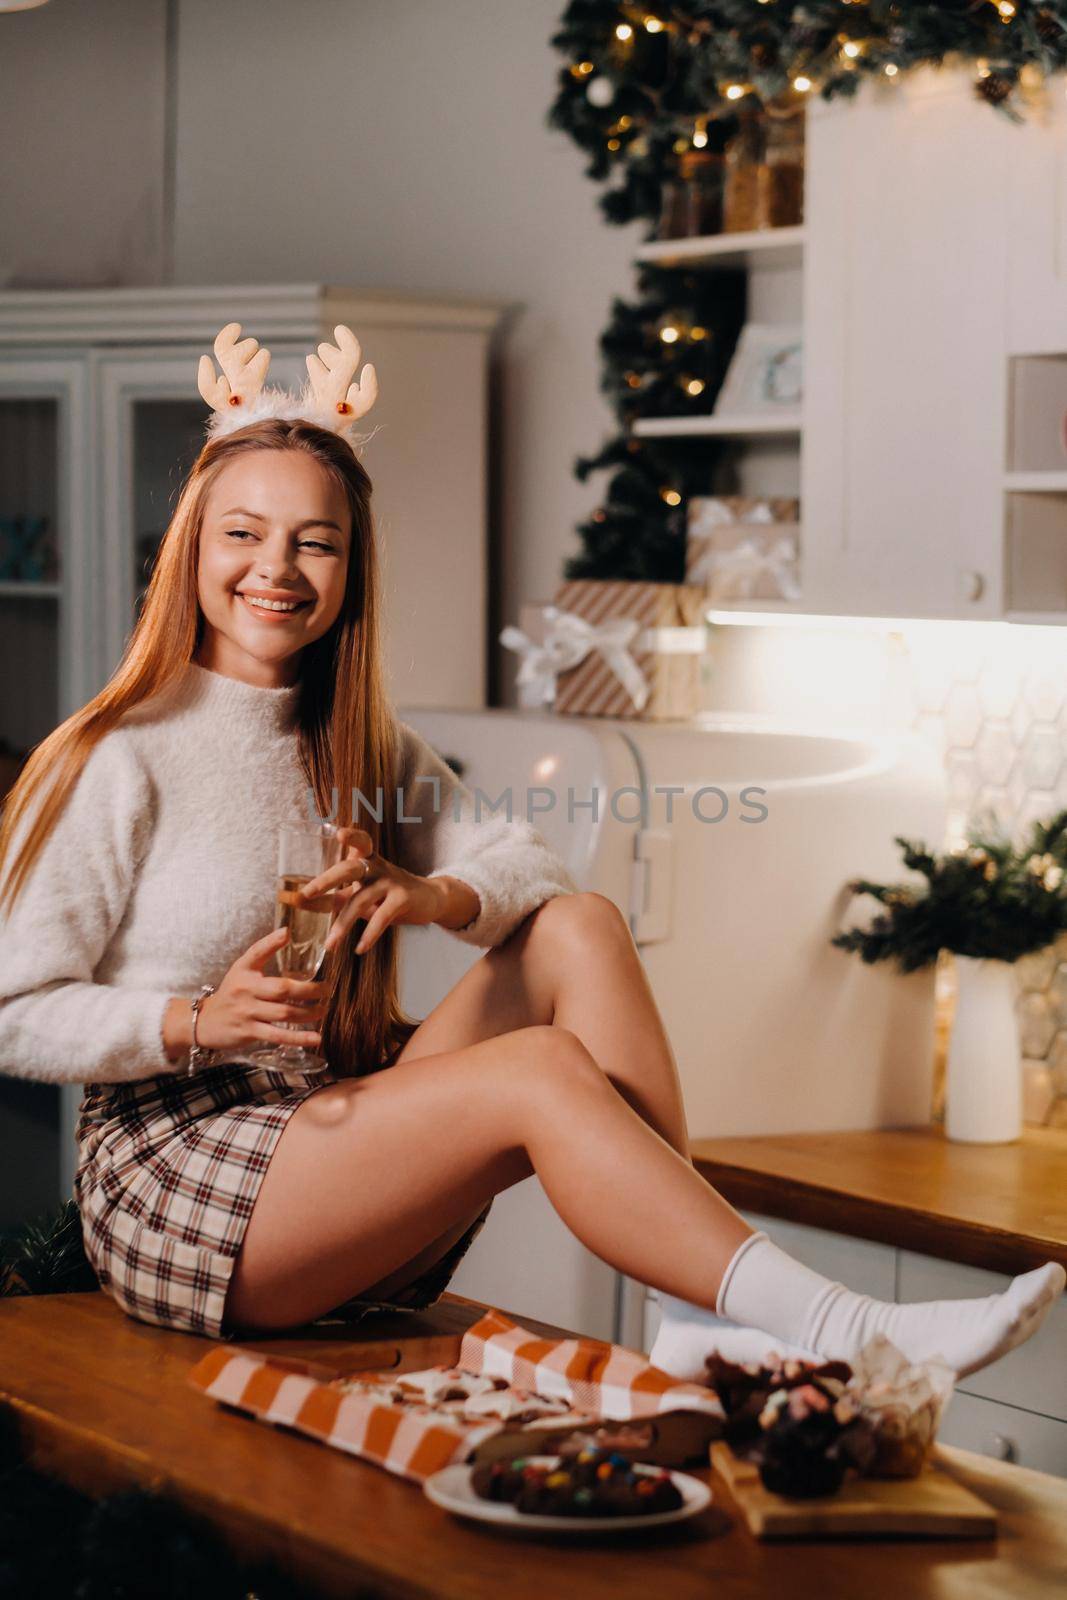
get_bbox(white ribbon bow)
[500,604,650,711]
[689,534,800,601]
[693,498,776,531]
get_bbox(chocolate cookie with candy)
[470,1447,683,1518]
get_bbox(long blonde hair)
[0,418,416,1077]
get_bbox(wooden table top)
[2,1290,1067,1599]
[690,1124,1067,1276]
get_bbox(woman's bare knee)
[527,890,631,943]
[222,1026,609,1336]
[505,1024,614,1112]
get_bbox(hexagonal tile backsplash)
[908,629,1067,1130]
[709,619,1067,1126]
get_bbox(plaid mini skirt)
[73,1060,492,1342]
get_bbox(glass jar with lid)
[656,166,689,240]
[757,107,805,228]
[723,112,765,233]
[679,149,725,237]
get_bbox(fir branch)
[833,811,1067,971]
[0,1199,97,1298]
[549,2,1067,230]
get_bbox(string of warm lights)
[549,2,1067,582]
[551,1,1067,220]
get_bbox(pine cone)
[1036,8,1063,43]
[977,72,1013,106]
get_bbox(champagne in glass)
[274,872,335,983]
[253,821,343,1079]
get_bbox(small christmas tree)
[564,263,746,580]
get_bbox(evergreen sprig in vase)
[832,814,1067,1145]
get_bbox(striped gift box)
[685,496,801,601]
[187,1307,724,1485]
[551,580,706,720]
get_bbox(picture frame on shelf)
[713,322,803,418]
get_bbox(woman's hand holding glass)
[299,826,479,954]
[194,926,330,1056]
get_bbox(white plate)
[423,1455,712,1534]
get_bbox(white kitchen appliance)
[396,708,946,1347]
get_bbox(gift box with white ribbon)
[501,580,707,721]
[685,495,801,603]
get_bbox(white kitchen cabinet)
[897,1249,1067,1426]
[1006,91,1067,359]
[638,70,1067,623]
[0,283,504,1210]
[0,358,94,1235]
[935,1390,1067,1477]
[741,1212,898,1300]
[0,284,504,711]
[802,70,1010,621]
[638,1212,1067,1479]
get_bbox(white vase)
[944,955,1022,1144]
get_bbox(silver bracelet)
[187,984,216,1078]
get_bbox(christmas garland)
[549,2,1067,231]
[833,811,1067,970]
[546,2,1067,586]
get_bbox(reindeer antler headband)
[197,321,379,444]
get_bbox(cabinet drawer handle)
[986,1432,1018,1463]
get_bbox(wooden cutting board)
[711,1442,997,1540]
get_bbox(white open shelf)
[0,579,60,599]
[634,226,805,272]
[633,411,802,439]
[1004,471,1067,493]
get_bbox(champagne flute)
[251,821,343,1079]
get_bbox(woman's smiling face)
[195,449,351,685]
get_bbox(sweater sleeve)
[0,732,179,1085]
[392,720,577,948]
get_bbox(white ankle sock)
[716,1231,1066,1379]
[647,1290,819,1381]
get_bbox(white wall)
[1,0,642,696]
[172,0,642,686]
[0,0,169,287]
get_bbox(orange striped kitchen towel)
[187,1308,724,1485]
[458,1306,723,1421]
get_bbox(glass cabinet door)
[96,347,307,677]
[0,355,91,1228]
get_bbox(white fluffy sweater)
[0,663,575,1086]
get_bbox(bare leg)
[395,892,690,1157]
[223,1025,752,1334]
[370,892,690,1298]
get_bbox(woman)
[0,325,1061,1376]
